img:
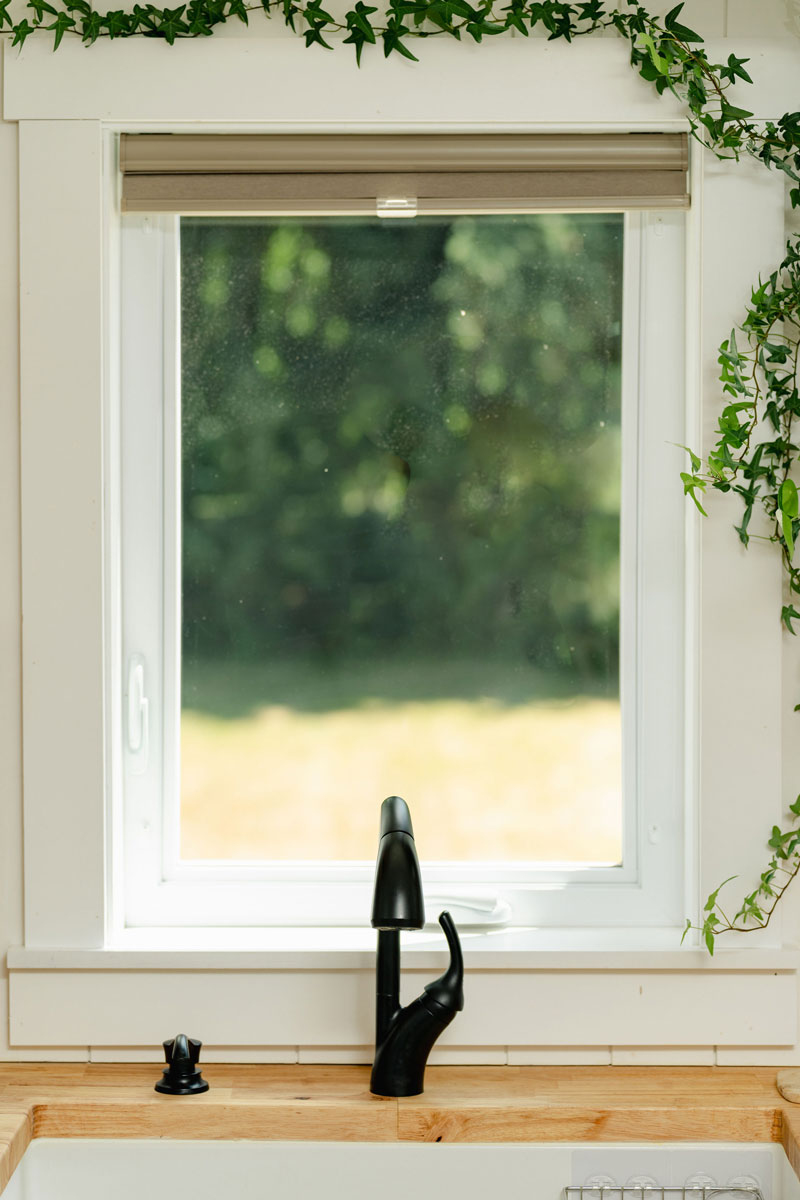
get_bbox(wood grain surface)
[0,1065,794,1194]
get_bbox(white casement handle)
[424,894,512,928]
[127,654,150,773]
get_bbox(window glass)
[179,214,624,864]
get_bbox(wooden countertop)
[0,1065,798,1194]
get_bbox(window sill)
[8,929,800,971]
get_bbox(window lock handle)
[127,654,150,773]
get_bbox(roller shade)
[120,132,689,215]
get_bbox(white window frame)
[118,205,687,932]
[6,36,797,1056]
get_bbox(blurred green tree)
[180,212,622,687]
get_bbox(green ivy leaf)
[663,3,702,43]
[675,442,702,473]
[724,52,752,84]
[781,478,799,518]
[734,514,751,546]
[154,5,187,41]
[381,21,418,58]
[47,9,75,46]
[103,9,132,35]
[343,24,371,62]
[79,9,102,38]
[720,99,755,123]
[680,471,708,517]
[639,31,669,74]
[11,17,34,43]
[783,604,800,634]
[768,825,800,851]
[304,23,333,47]
[704,875,737,912]
[27,0,57,19]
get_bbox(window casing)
[117,147,687,933]
[7,38,795,1057]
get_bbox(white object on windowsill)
[424,895,513,928]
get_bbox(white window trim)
[118,206,686,931]
[6,35,797,1053]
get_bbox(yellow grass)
[180,679,622,863]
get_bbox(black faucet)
[370,795,464,1097]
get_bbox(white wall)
[0,0,799,1064]
[0,48,28,1062]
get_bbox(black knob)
[154,1034,209,1095]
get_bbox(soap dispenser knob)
[155,1033,209,1095]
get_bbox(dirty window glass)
[179,214,624,864]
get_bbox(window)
[117,133,687,932]
[179,210,626,868]
[10,45,795,1059]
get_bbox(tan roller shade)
[120,132,689,215]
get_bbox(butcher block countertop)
[0,1064,799,1193]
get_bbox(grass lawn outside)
[180,658,622,864]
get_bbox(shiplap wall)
[0,0,798,1064]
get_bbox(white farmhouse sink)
[3,1140,798,1200]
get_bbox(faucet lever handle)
[423,911,464,1014]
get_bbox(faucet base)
[369,1078,423,1098]
[369,994,454,1098]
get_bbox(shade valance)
[120,132,689,214]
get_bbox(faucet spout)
[369,797,464,1097]
[371,795,425,932]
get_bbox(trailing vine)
[681,236,800,954]
[5,0,800,952]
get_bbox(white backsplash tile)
[298,1046,373,1065]
[715,1045,800,1065]
[427,1047,507,1066]
[89,1046,298,1063]
[611,1046,716,1066]
[508,1046,611,1065]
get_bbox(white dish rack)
[563,1189,764,1199]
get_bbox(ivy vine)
[5,0,800,952]
[681,236,800,954]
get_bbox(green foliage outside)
[180,214,623,695]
